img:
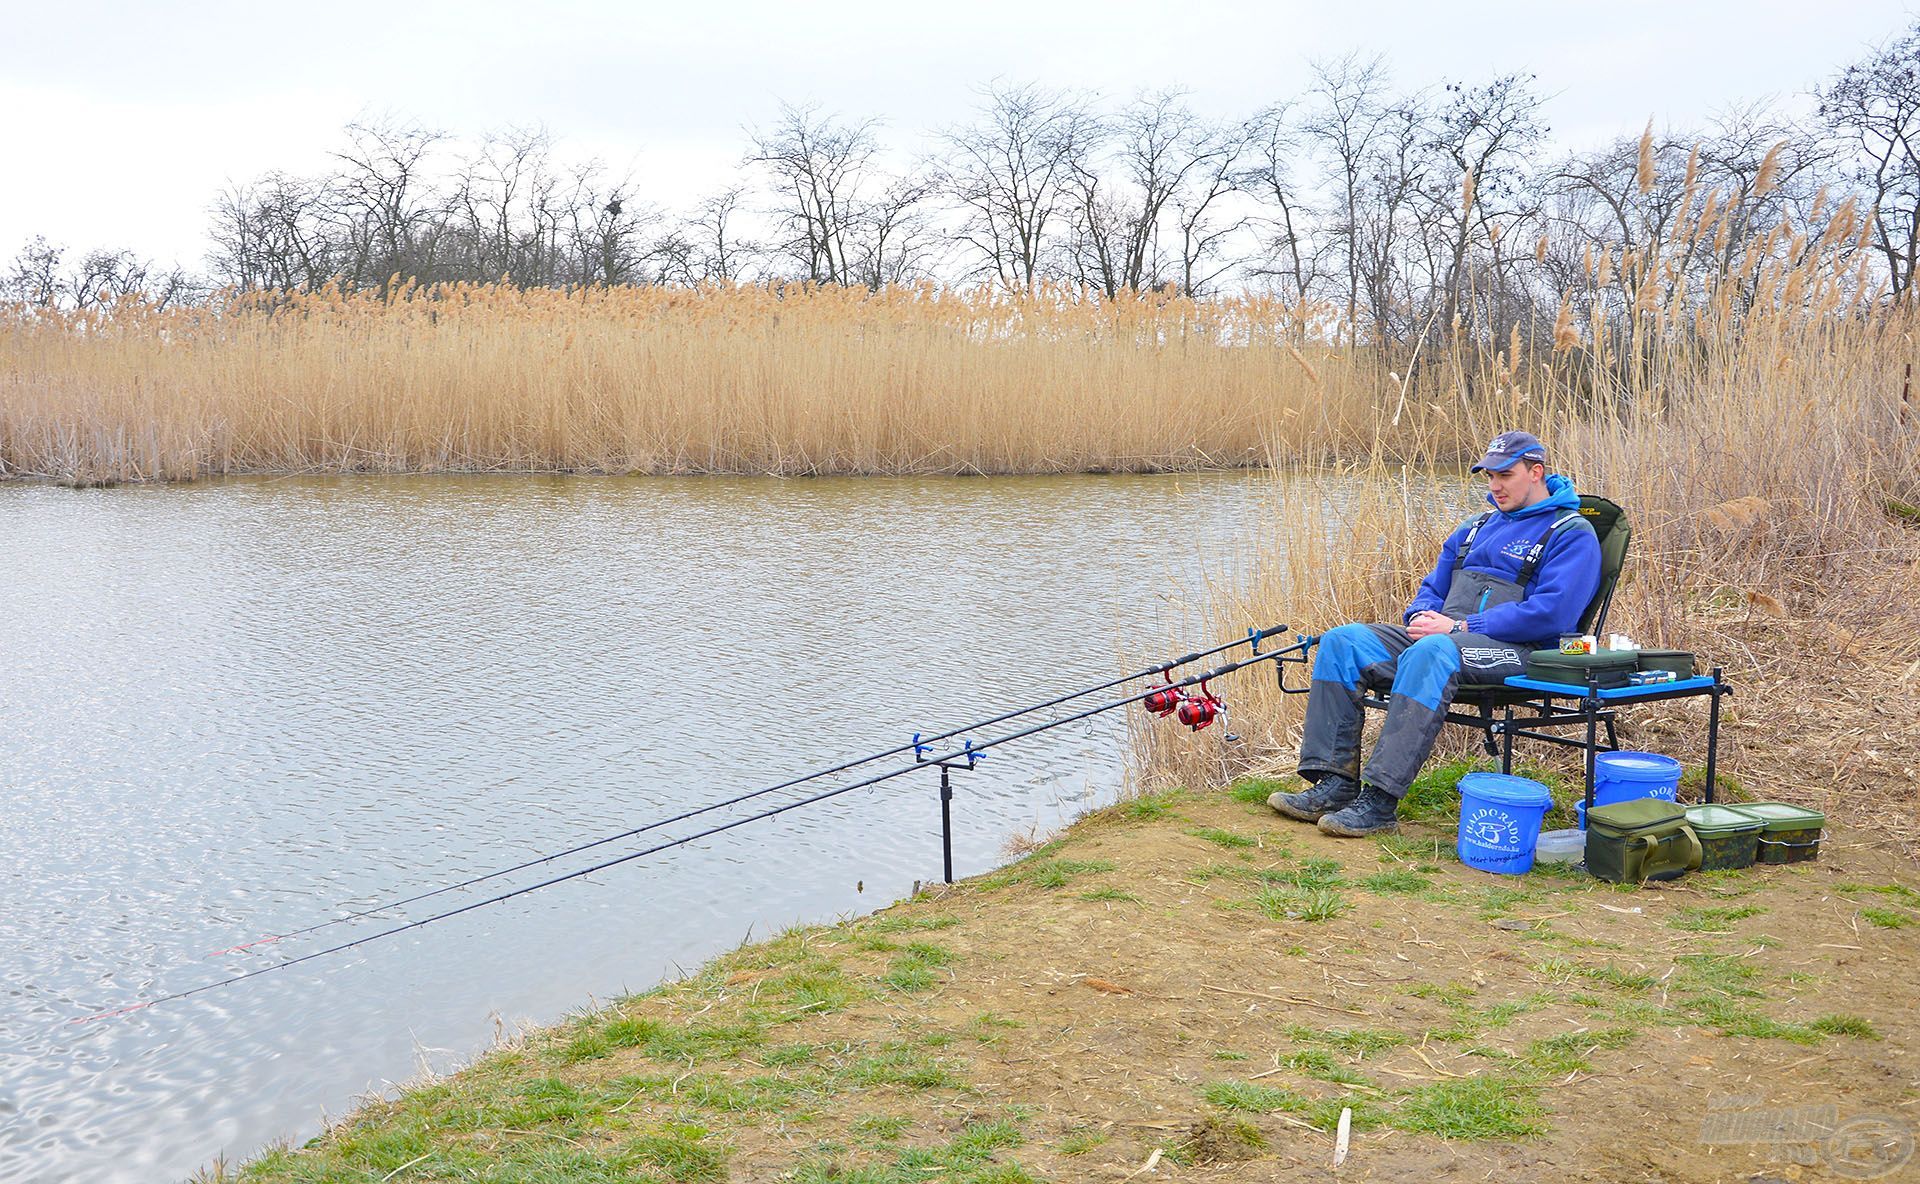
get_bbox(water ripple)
[0,472,1272,1182]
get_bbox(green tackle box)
[1586,798,1702,884]
[1524,649,1640,689]
[1685,803,1765,871]
[1727,802,1826,864]
[1637,649,1697,678]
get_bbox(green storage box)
[1685,804,1764,871]
[1586,798,1702,884]
[1525,649,1640,689]
[1638,649,1697,677]
[1728,802,1825,864]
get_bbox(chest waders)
[1295,508,1589,800]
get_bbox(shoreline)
[212,768,1920,1183]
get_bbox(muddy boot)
[1268,775,1360,822]
[1317,783,1401,837]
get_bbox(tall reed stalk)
[1132,201,1920,838]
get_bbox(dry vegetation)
[0,283,1402,484]
[1132,193,1920,848]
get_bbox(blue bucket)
[1578,751,1685,829]
[1457,773,1553,875]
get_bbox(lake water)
[0,472,1278,1182]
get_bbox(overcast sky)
[3,0,1914,270]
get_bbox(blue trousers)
[1296,624,1526,798]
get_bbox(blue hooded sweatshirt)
[1405,474,1602,651]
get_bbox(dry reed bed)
[0,284,1404,483]
[1135,292,1920,845]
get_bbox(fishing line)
[76,637,1303,1021]
[206,626,1290,958]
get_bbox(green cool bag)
[1524,649,1640,689]
[1586,799,1702,884]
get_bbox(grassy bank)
[209,766,1919,1182]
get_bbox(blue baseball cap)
[1470,430,1548,473]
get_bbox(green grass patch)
[867,914,961,935]
[1201,1080,1310,1113]
[880,943,956,994]
[1809,1014,1882,1039]
[839,1043,965,1091]
[1188,826,1258,849]
[1292,1026,1407,1057]
[1522,1027,1638,1076]
[1229,776,1295,805]
[1123,789,1191,820]
[1669,905,1767,932]
[1577,963,1655,992]
[762,1042,816,1067]
[1079,886,1141,903]
[1673,953,1765,999]
[1401,759,1480,822]
[1252,885,1351,923]
[1860,906,1915,929]
[624,1123,729,1182]
[1360,869,1430,894]
[1687,999,1823,1045]
[789,1118,1034,1184]
[991,858,1115,890]
[1276,858,1345,888]
[852,1115,912,1143]
[773,965,865,1015]
[1280,1048,1374,1086]
[1301,1095,1394,1133]
[1392,1075,1546,1139]
[1838,881,1920,906]
[1407,981,1476,1005]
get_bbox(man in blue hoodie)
[1270,430,1602,837]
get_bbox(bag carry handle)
[1632,825,1703,884]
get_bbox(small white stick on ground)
[1333,1107,1353,1168]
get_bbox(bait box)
[1685,804,1764,871]
[1727,802,1826,864]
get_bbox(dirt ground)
[237,778,1920,1184]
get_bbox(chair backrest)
[1574,494,1629,635]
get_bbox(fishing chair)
[1279,494,1632,763]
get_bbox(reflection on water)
[0,472,1275,1182]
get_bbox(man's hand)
[1408,610,1459,639]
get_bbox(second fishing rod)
[212,623,1293,957]
[91,635,1309,1022]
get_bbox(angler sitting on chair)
[1271,430,1601,837]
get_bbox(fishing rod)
[76,636,1308,1022]
[206,624,1293,958]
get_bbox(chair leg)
[1603,716,1619,751]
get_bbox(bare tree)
[660,186,760,284]
[1820,23,1920,294]
[1242,103,1333,306]
[942,83,1099,291]
[1304,54,1394,346]
[2,237,65,306]
[1062,90,1248,296]
[749,103,882,284]
[1421,74,1547,334]
[329,117,449,285]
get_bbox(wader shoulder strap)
[1450,512,1495,574]
[1515,510,1587,587]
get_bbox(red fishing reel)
[1177,686,1225,732]
[1143,684,1183,717]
